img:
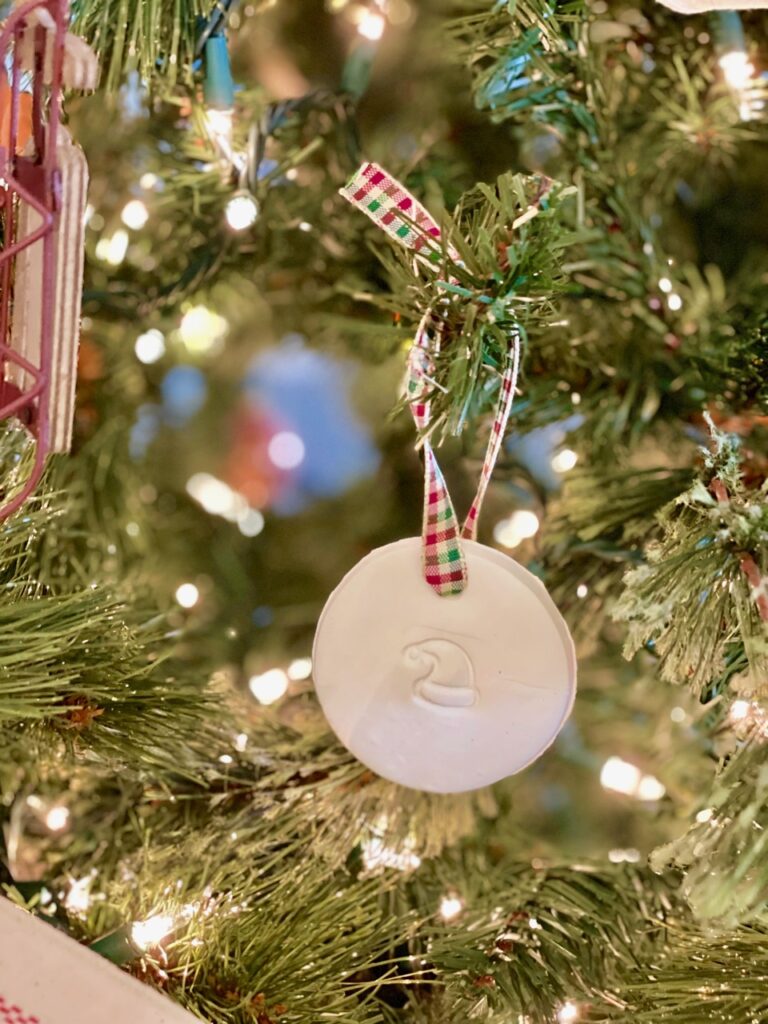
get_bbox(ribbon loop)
[341,162,520,596]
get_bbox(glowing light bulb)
[600,756,665,802]
[45,805,70,832]
[730,699,754,722]
[551,448,578,473]
[95,229,129,266]
[204,108,234,145]
[658,277,672,293]
[134,329,166,364]
[131,914,175,951]
[249,668,289,705]
[357,10,386,39]
[288,657,313,681]
[225,192,259,232]
[237,508,265,537]
[121,199,149,230]
[439,895,464,921]
[696,807,714,823]
[179,305,228,355]
[65,875,94,914]
[667,294,683,312]
[493,510,540,550]
[268,431,306,470]
[576,584,588,599]
[557,1001,581,1024]
[175,583,200,609]
[719,50,754,90]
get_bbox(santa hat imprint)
[0,897,200,1024]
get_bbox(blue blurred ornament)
[244,335,379,514]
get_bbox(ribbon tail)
[461,335,521,542]
[422,444,468,596]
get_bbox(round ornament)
[313,537,576,793]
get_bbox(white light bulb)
[730,699,751,722]
[45,805,70,832]
[719,50,755,90]
[439,895,464,921]
[249,668,289,705]
[667,294,683,312]
[493,510,540,550]
[357,10,386,40]
[175,583,200,609]
[134,329,166,364]
[225,192,259,232]
[600,756,665,802]
[95,229,129,266]
[268,431,306,470]
[551,448,578,473]
[179,306,228,355]
[237,507,265,537]
[576,584,588,599]
[557,1001,581,1024]
[288,657,313,681]
[131,913,175,951]
[121,199,149,230]
[204,108,234,144]
[65,875,94,914]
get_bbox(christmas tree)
[1,0,768,1021]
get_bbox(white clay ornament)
[313,537,576,794]
[313,163,577,794]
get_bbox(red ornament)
[0,1,95,520]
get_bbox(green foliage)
[615,428,768,692]
[365,172,584,440]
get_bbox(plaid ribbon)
[341,162,520,596]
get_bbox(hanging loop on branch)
[341,162,522,597]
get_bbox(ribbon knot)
[341,162,521,596]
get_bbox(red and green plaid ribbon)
[341,162,520,596]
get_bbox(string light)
[95,229,129,266]
[237,508,265,537]
[179,305,228,355]
[175,583,200,609]
[121,198,149,230]
[600,756,666,802]
[249,668,289,705]
[493,510,539,550]
[557,1001,581,1024]
[356,9,386,39]
[439,894,464,921]
[268,431,306,470]
[576,584,588,599]
[608,848,641,863]
[134,329,166,364]
[719,50,755,90]
[44,805,70,832]
[288,657,313,681]
[667,293,683,312]
[225,191,259,232]
[551,448,578,473]
[131,913,175,951]
[65,873,95,914]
